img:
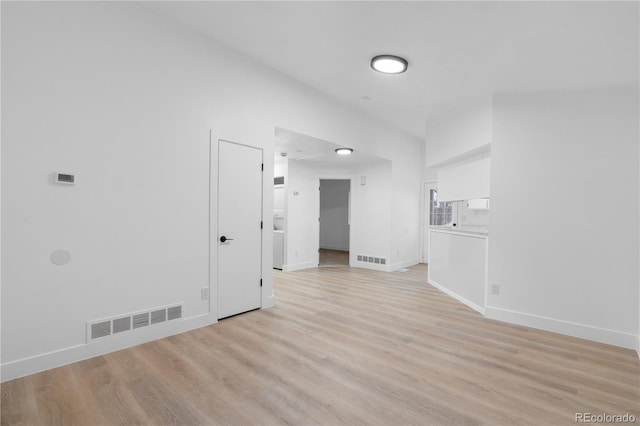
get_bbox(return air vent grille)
[150,309,166,325]
[132,313,149,329]
[113,317,131,334]
[87,303,183,343]
[357,254,386,265]
[167,305,182,321]
[91,321,111,339]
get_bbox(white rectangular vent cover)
[87,303,183,343]
[357,254,386,265]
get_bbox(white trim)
[485,306,638,350]
[429,279,486,315]
[390,258,420,272]
[420,180,438,263]
[263,294,275,309]
[429,228,489,239]
[352,261,391,272]
[282,261,317,272]
[636,335,640,359]
[1,313,216,382]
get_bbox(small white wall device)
[54,172,75,185]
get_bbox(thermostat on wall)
[54,172,75,185]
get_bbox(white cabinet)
[438,156,490,201]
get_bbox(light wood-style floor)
[319,248,349,267]
[2,264,639,425]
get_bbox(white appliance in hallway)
[273,230,284,269]
[273,180,286,269]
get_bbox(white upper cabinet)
[438,155,490,201]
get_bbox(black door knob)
[220,236,234,243]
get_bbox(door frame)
[314,175,353,267]
[421,181,438,263]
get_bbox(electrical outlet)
[490,284,500,295]
[201,287,209,300]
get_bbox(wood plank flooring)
[319,249,349,267]
[2,264,639,425]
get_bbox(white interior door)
[218,140,263,319]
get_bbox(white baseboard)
[486,306,638,350]
[263,294,275,309]
[352,261,390,272]
[319,244,349,252]
[352,258,420,273]
[1,313,217,383]
[282,261,317,272]
[390,258,420,272]
[429,279,485,315]
[636,334,640,359]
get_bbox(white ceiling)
[274,127,388,169]
[144,1,639,140]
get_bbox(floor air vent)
[87,303,183,343]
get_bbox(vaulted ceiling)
[144,1,639,140]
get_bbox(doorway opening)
[319,179,350,267]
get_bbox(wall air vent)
[167,305,182,321]
[132,313,149,329]
[357,255,386,265]
[86,302,183,343]
[54,172,75,185]
[91,321,111,339]
[112,317,131,334]
[150,309,166,325]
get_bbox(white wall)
[428,230,488,314]
[353,162,393,269]
[487,89,639,349]
[285,160,394,271]
[425,97,493,167]
[284,160,319,271]
[423,88,639,350]
[390,158,422,269]
[319,180,350,251]
[1,2,422,380]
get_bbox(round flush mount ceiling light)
[371,55,408,74]
[335,148,354,155]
